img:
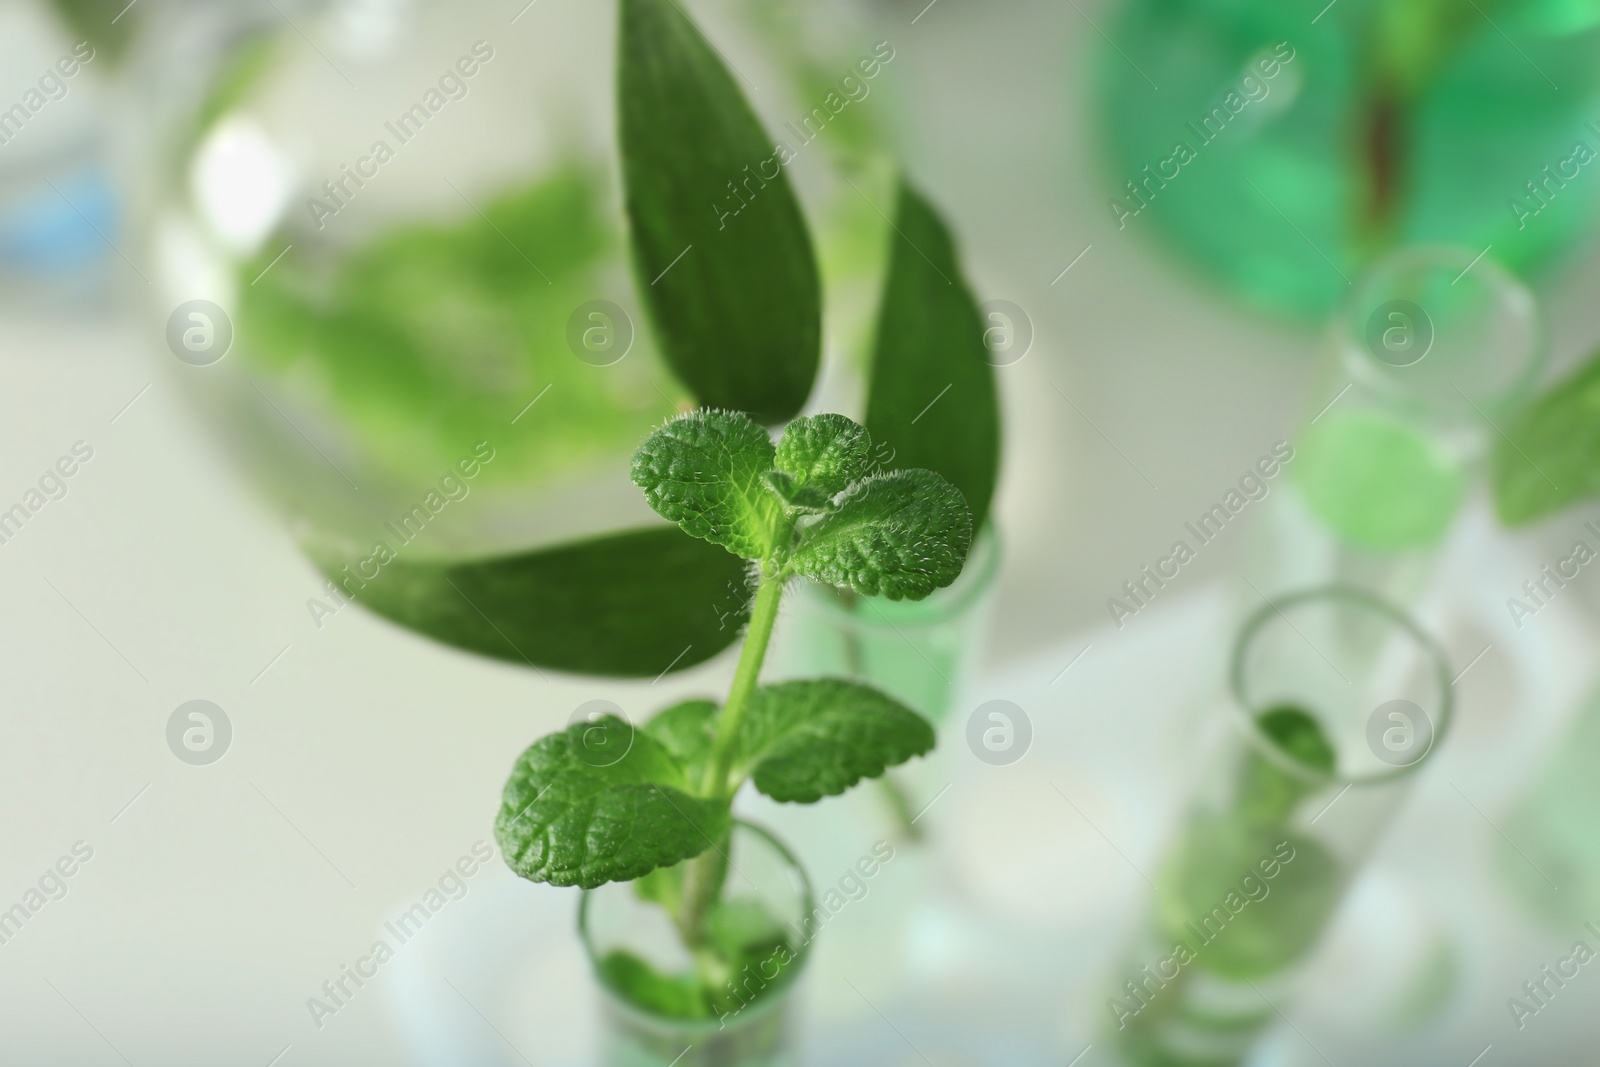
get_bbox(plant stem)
[877,773,924,842]
[676,574,786,951]
[676,826,731,949]
[702,571,786,799]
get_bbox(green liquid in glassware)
[604,853,801,1023]
[235,166,682,490]
[1294,410,1464,550]
[1095,0,1600,318]
[1117,707,1343,1066]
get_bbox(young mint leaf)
[733,679,935,803]
[618,0,821,423]
[764,469,834,511]
[774,414,872,501]
[865,182,1001,532]
[495,716,729,889]
[1492,350,1600,525]
[788,468,973,599]
[311,526,749,678]
[643,698,719,784]
[631,410,787,560]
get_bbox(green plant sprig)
[493,408,972,892]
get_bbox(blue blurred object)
[0,0,120,310]
[0,164,116,275]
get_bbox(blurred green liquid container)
[135,0,904,556]
[1242,246,1544,607]
[1108,588,1453,1066]
[1095,0,1600,318]
[773,528,1000,726]
[1499,682,1600,928]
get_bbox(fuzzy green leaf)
[735,679,935,803]
[865,182,1001,531]
[763,469,833,511]
[774,414,872,501]
[311,526,749,678]
[788,468,972,599]
[495,716,729,889]
[1492,350,1600,525]
[618,0,820,422]
[643,698,719,784]
[631,410,787,559]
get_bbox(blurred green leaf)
[318,526,750,677]
[1493,349,1600,525]
[240,166,681,488]
[192,35,280,143]
[865,182,1001,531]
[597,950,711,1018]
[618,0,821,422]
[49,0,136,66]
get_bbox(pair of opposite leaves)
[496,410,972,888]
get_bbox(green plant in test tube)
[1236,190,1600,1019]
[498,404,970,1062]
[174,0,994,1060]
[1110,587,1452,1067]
